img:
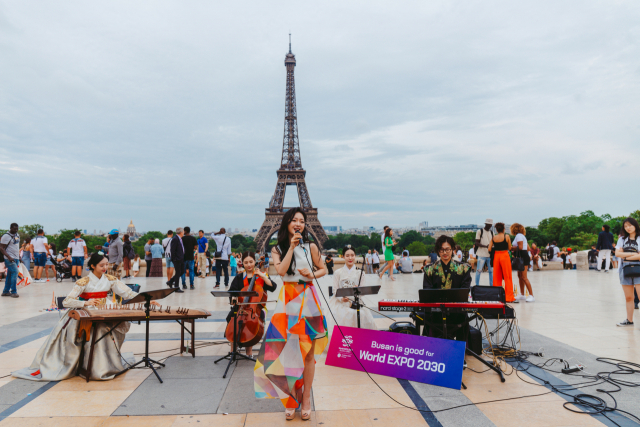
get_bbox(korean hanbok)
[12,272,138,381]
[328,264,377,330]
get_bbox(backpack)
[547,245,555,260]
[474,229,493,255]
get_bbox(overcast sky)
[1,1,639,234]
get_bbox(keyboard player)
[419,235,472,340]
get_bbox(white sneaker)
[515,295,526,301]
[526,296,535,302]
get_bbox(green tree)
[398,230,423,249]
[19,224,43,237]
[453,232,475,251]
[538,217,564,244]
[407,241,427,256]
[356,245,369,255]
[132,231,165,257]
[423,235,435,245]
[57,229,82,253]
[559,211,602,247]
[525,227,548,247]
[570,232,598,250]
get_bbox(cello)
[224,261,267,348]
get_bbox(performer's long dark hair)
[275,207,314,276]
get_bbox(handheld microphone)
[297,232,304,245]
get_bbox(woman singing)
[255,207,328,421]
[226,252,276,357]
[12,252,159,381]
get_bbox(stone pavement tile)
[318,408,429,426]
[0,378,16,388]
[113,378,228,416]
[426,400,496,427]
[9,390,132,418]
[52,369,151,391]
[101,415,177,426]
[313,364,398,387]
[244,411,317,426]
[148,355,234,379]
[0,379,51,405]
[313,382,414,411]
[0,417,107,427]
[408,381,465,398]
[171,414,246,426]
[461,381,558,404]
[478,401,604,427]
[218,376,290,414]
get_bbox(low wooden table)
[67,307,211,382]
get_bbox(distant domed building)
[126,220,137,238]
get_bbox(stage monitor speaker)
[467,326,482,355]
[389,321,419,335]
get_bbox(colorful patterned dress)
[254,243,328,409]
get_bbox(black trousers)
[216,259,229,285]
[169,260,185,287]
[145,259,152,277]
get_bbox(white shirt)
[212,234,232,260]
[381,234,385,252]
[33,235,48,253]
[62,272,138,309]
[456,250,463,262]
[475,229,493,258]
[468,248,476,259]
[372,252,380,263]
[551,246,562,262]
[278,243,313,283]
[365,253,373,264]
[68,238,86,257]
[162,237,172,257]
[512,233,528,251]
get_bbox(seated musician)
[419,235,472,340]
[227,251,276,357]
[12,252,159,381]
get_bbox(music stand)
[124,288,175,383]
[335,285,381,328]
[211,290,259,378]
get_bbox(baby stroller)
[52,257,73,282]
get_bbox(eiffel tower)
[255,37,328,253]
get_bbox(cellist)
[226,251,276,357]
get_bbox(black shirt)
[182,235,198,261]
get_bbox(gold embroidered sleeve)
[111,279,138,300]
[62,284,88,308]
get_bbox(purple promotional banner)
[325,326,466,390]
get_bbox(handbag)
[214,236,227,259]
[622,263,640,279]
[511,250,525,272]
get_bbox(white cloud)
[1,0,639,232]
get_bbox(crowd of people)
[2,216,639,328]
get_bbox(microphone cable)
[296,244,556,415]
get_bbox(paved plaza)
[0,270,638,426]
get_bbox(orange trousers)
[493,250,514,302]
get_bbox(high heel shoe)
[285,408,296,420]
[301,399,311,421]
[301,408,311,421]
